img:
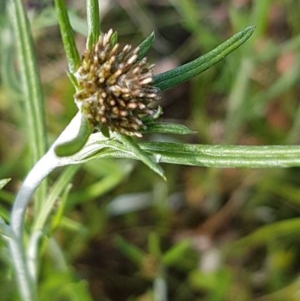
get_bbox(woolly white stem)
[8,112,83,301]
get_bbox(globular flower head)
[74,29,160,137]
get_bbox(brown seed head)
[74,29,160,137]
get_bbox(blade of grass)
[229,218,300,254]
[224,57,254,142]
[171,0,217,49]
[31,165,79,232]
[67,163,133,206]
[11,0,47,164]
[225,1,271,143]
[114,235,145,266]
[0,22,21,93]
[11,0,48,224]
[248,59,300,120]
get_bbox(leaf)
[114,133,166,180]
[11,0,47,163]
[230,218,300,254]
[162,241,191,267]
[114,235,145,266]
[143,122,196,135]
[31,166,78,232]
[139,142,300,168]
[54,0,80,74]
[153,26,255,91]
[69,137,300,169]
[0,179,11,190]
[137,31,155,61]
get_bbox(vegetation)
[1,0,300,300]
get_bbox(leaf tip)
[244,25,256,37]
[149,31,155,41]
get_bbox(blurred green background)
[1,0,300,300]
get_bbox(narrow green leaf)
[137,31,155,61]
[115,133,166,180]
[32,166,79,232]
[54,0,80,74]
[11,0,47,163]
[86,0,100,50]
[114,235,145,266]
[72,138,300,169]
[11,0,48,215]
[143,122,196,135]
[0,189,13,205]
[230,218,300,253]
[162,241,191,267]
[68,163,133,207]
[0,179,11,190]
[139,142,300,168]
[148,232,161,258]
[0,22,21,93]
[153,26,255,91]
[50,183,72,232]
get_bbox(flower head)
[74,29,160,137]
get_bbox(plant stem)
[8,238,37,301]
[8,113,83,301]
[11,156,57,236]
[8,154,57,301]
